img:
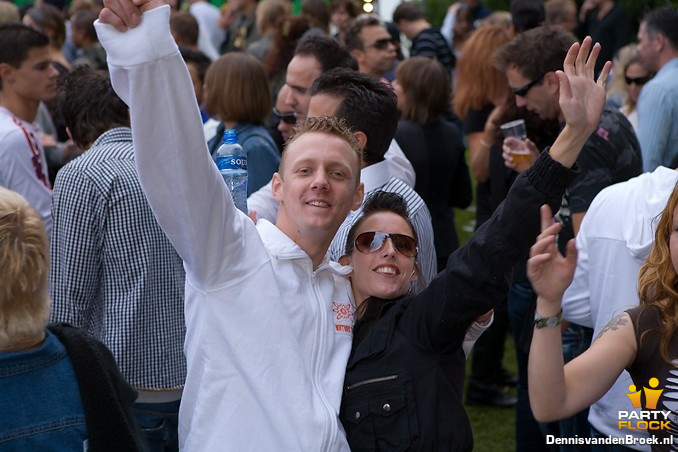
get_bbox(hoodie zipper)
[310,266,339,451]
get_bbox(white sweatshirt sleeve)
[95,6,265,288]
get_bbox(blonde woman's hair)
[0,187,50,349]
[606,44,639,107]
[637,181,678,365]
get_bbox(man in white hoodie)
[96,0,613,449]
[96,3,364,450]
[561,166,678,449]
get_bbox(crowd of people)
[2,0,678,450]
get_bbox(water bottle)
[215,129,248,214]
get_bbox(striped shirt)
[49,128,186,390]
[328,160,437,287]
[411,27,456,74]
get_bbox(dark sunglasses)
[366,38,395,50]
[354,231,418,257]
[272,108,296,125]
[625,76,650,86]
[512,74,545,97]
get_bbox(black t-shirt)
[463,104,494,228]
[555,108,642,250]
[627,305,678,451]
[395,119,472,259]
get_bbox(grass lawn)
[454,205,518,452]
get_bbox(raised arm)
[97,2,262,287]
[526,206,636,421]
[548,36,611,168]
[401,37,612,350]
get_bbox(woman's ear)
[339,254,351,266]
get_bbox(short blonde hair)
[0,187,50,349]
[281,116,362,184]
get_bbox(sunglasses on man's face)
[512,73,545,97]
[366,38,395,50]
[625,75,650,86]
[354,231,418,258]
[272,108,297,125]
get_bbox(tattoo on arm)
[594,314,628,342]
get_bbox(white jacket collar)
[256,219,352,276]
[361,160,391,193]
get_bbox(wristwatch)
[533,309,562,329]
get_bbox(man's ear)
[656,33,667,53]
[0,63,14,84]
[544,71,560,95]
[350,48,364,62]
[271,172,284,203]
[354,130,367,152]
[352,182,364,211]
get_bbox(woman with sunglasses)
[620,55,653,133]
[338,36,610,450]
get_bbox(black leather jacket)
[341,151,578,451]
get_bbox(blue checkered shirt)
[49,128,186,390]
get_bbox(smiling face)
[273,131,363,244]
[344,211,417,306]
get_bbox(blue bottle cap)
[222,129,238,144]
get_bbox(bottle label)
[216,155,247,171]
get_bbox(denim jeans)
[541,323,594,451]
[133,399,181,452]
[559,324,594,448]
